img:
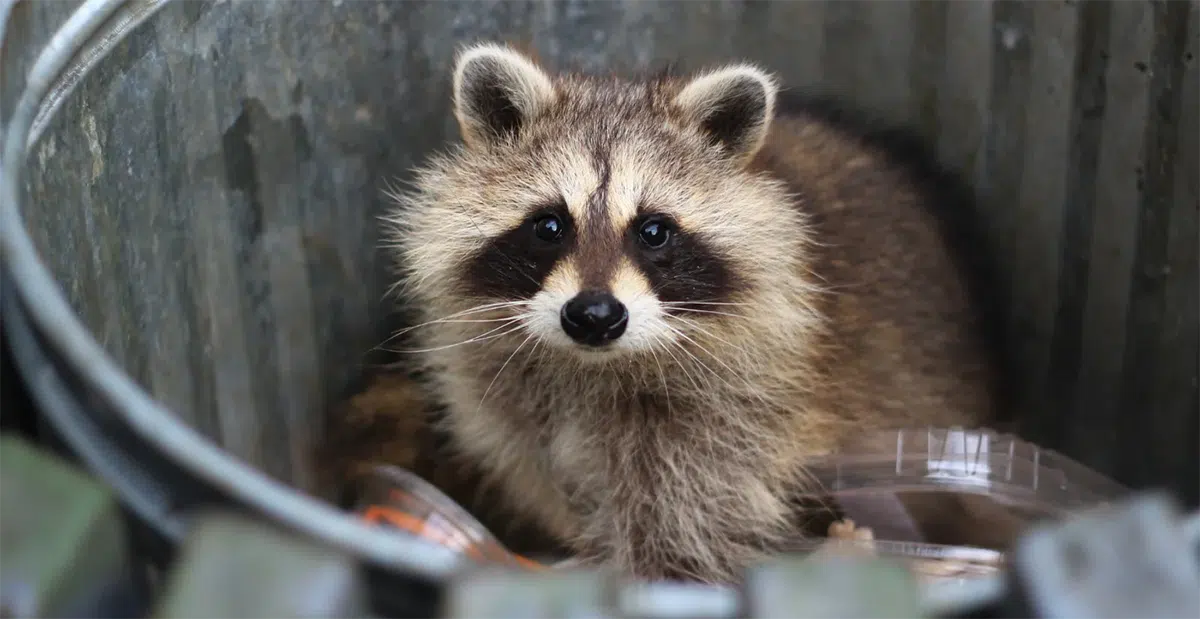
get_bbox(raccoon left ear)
[452,43,557,149]
[673,64,779,164]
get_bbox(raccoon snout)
[560,291,629,346]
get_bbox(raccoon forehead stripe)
[583,150,613,230]
[554,148,599,223]
[572,225,624,293]
[605,147,650,227]
[567,146,621,291]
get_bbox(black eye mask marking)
[626,210,744,308]
[463,203,575,299]
[460,198,745,308]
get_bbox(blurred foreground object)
[353,428,1132,591]
[0,436,1197,617]
[0,436,138,618]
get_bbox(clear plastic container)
[349,428,1130,585]
[789,427,1129,587]
[804,427,1127,510]
[351,465,549,571]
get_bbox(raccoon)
[383,43,1005,582]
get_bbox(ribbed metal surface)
[6,0,1196,503]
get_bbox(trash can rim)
[0,0,458,580]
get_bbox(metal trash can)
[2,0,1196,615]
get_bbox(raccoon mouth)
[565,341,629,365]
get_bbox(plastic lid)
[798,427,1127,513]
[786,428,1129,589]
[346,428,1130,582]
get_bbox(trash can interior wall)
[12,0,1198,504]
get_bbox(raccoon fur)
[382,43,1006,583]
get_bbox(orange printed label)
[359,503,547,570]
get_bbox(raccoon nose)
[560,291,629,346]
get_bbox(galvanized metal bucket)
[2,0,1196,616]
[0,0,459,613]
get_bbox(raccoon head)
[393,43,812,365]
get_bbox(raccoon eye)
[533,214,564,242]
[637,218,672,249]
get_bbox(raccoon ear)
[452,43,556,149]
[673,64,778,164]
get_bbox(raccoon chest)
[543,421,605,502]
[540,392,674,488]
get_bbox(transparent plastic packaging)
[803,427,1128,510]
[789,427,1130,586]
[350,428,1130,583]
[352,465,548,571]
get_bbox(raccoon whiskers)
[385,300,534,340]
[659,301,750,320]
[660,329,723,395]
[664,315,778,409]
[665,307,747,320]
[653,333,710,396]
[646,337,673,415]
[662,321,776,413]
[380,175,420,205]
[661,322,745,393]
[660,301,751,307]
[666,314,746,356]
[477,330,538,413]
[379,318,530,354]
[529,334,550,369]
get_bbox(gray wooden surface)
[6,0,1197,504]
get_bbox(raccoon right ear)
[452,43,557,149]
[673,64,779,165]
